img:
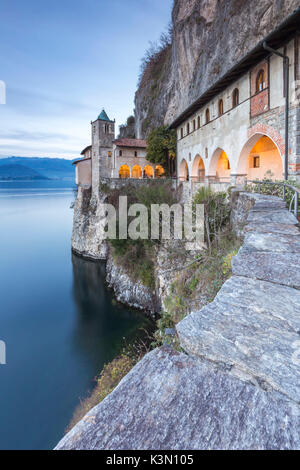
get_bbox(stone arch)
[144,165,154,178]
[155,165,165,178]
[132,165,142,179]
[119,164,130,179]
[208,148,231,180]
[179,158,189,181]
[191,154,205,181]
[237,133,283,180]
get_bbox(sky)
[0,0,173,159]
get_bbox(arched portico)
[179,159,189,181]
[132,165,142,178]
[155,165,165,178]
[191,155,205,182]
[144,165,154,178]
[237,133,283,181]
[119,164,130,179]
[208,148,231,180]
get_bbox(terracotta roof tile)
[113,138,147,148]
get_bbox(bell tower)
[91,109,115,196]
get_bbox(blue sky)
[0,0,173,159]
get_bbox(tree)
[146,126,177,176]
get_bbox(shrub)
[107,181,180,289]
[67,354,134,432]
[193,187,231,251]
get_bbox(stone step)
[214,276,300,332]
[250,201,287,211]
[232,251,300,288]
[245,223,300,235]
[247,209,298,225]
[242,231,300,253]
[176,278,300,403]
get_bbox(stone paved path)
[177,194,300,402]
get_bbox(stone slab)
[176,299,300,402]
[232,251,300,288]
[244,223,300,235]
[55,348,300,450]
[214,276,300,333]
[242,231,300,253]
[247,210,298,225]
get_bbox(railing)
[178,176,231,184]
[246,180,300,218]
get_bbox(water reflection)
[71,253,152,371]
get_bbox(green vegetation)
[153,231,241,348]
[107,181,179,289]
[193,187,231,251]
[146,126,177,175]
[67,354,134,432]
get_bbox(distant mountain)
[0,157,75,180]
[0,164,49,180]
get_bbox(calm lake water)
[0,180,151,450]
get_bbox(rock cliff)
[135,0,299,137]
[72,187,160,314]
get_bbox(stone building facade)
[171,12,300,194]
[73,110,164,197]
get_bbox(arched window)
[180,128,183,139]
[119,165,130,179]
[198,116,201,128]
[218,99,224,116]
[132,165,142,178]
[193,119,196,131]
[205,108,210,124]
[187,122,190,134]
[232,88,239,108]
[144,165,154,179]
[256,69,266,92]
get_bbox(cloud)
[7,86,95,116]
[0,129,85,143]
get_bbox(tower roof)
[98,109,111,121]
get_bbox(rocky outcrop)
[56,347,300,450]
[106,252,159,315]
[72,188,108,260]
[135,0,300,136]
[57,193,300,450]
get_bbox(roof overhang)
[80,145,92,155]
[72,157,91,165]
[170,6,300,129]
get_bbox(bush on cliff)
[107,181,180,289]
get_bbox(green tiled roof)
[98,109,110,121]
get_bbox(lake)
[0,180,151,450]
